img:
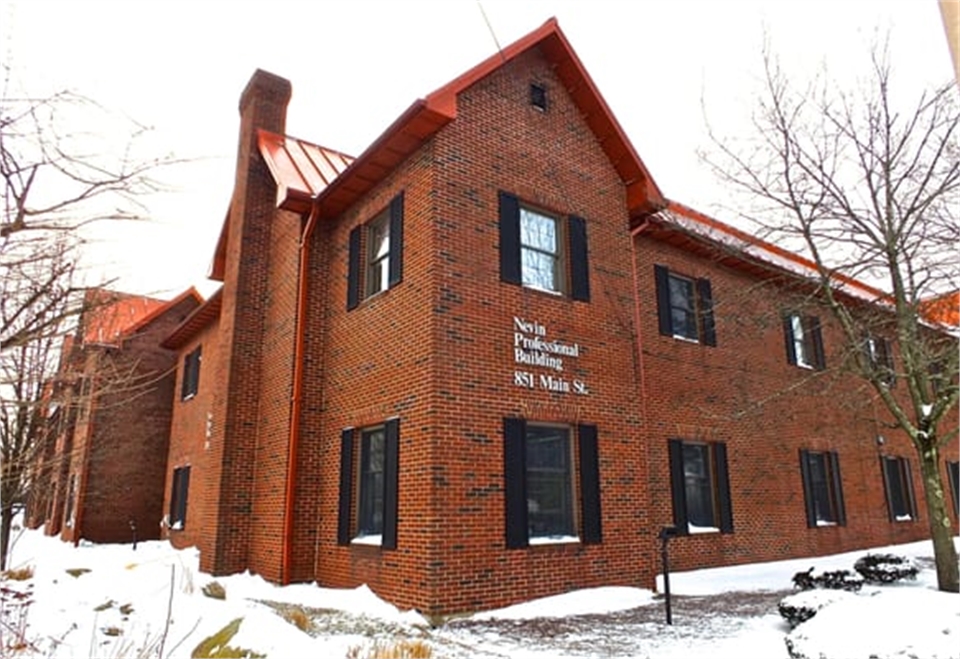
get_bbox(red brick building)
[153,19,956,615]
[28,288,201,544]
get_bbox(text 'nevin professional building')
[31,18,958,617]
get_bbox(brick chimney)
[203,70,292,577]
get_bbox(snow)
[2,522,958,659]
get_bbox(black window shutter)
[382,418,400,550]
[577,423,602,544]
[829,451,846,526]
[655,265,673,337]
[193,347,202,393]
[568,215,591,302]
[880,456,896,522]
[799,450,817,528]
[180,354,190,399]
[714,442,734,534]
[499,192,521,285]
[337,429,354,545]
[697,278,717,347]
[668,439,688,532]
[388,193,404,287]
[178,467,191,527]
[347,227,362,311]
[903,459,917,520]
[809,316,826,370]
[947,462,959,516]
[783,315,798,365]
[503,417,528,548]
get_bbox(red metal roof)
[162,287,223,350]
[650,200,886,302]
[258,130,354,213]
[921,291,960,327]
[255,17,665,223]
[81,287,202,346]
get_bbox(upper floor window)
[946,461,959,517]
[783,313,825,370]
[347,193,404,310]
[654,265,716,345]
[668,439,733,534]
[881,455,917,522]
[499,191,590,302]
[181,346,201,401]
[799,449,846,527]
[337,419,400,549]
[503,419,602,548]
[863,335,895,386]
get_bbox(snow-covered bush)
[778,589,855,628]
[790,567,863,592]
[853,553,919,584]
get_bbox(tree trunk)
[0,505,12,571]
[918,444,960,592]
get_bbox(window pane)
[520,208,557,253]
[359,429,385,535]
[668,275,697,340]
[807,453,835,523]
[791,315,809,366]
[525,426,573,537]
[682,444,715,527]
[888,459,910,519]
[366,216,390,297]
[521,249,559,291]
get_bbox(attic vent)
[530,83,547,111]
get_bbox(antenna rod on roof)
[476,0,506,63]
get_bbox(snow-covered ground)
[1,523,957,658]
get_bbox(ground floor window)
[64,474,77,528]
[881,455,917,522]
[503,419,601,548]
[169,466,191,530]
[668,439,733,534]
[337,419,399,549]
[799,450,846,527]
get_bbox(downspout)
[281,202,320,584]
[630,219,652,426]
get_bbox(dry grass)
[345,638,433,659]
[201,581,226,600]
[0,566,33,581]
[280,606,313,633]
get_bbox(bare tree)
[705,44,960,592]
[0,69,176,568]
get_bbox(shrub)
[346,639,433,659]
[790,567,862,592]
[201,581,226,600]
[778,589,855,628]
[853,553,919,584]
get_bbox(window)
[503,419,601,548]
[668,439,733,534]
[881,456,917,522]
[947,461,959,516]
[358,427,385,536]
[337,419,399,548]
[347,194,404,310]
[799,450,846,527]
[181,346,201,400]
[783,313,825,370]
[530,83,548,111]
[499,192,590,302]
[654,265,716,345]
[863,335,895,386]
[169,466,191,530]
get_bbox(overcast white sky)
[2,0,954,299]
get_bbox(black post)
[129,520,137,551]
[658,526,678,625]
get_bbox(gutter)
[281,203,320,584]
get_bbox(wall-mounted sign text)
[512,317,589,395]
